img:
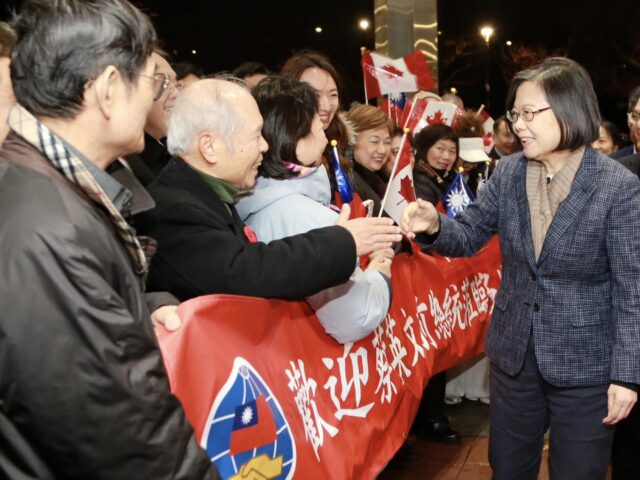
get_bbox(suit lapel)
[537,148,599,265]
[514,157,537,270]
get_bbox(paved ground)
[378,399,612,479]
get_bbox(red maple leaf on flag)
[381,64,404,78]
[397,175,416,205]
[426,109,446,125]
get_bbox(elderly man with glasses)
[0,1,220,478]
[122,49,183,187]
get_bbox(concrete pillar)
[374,0,439,92]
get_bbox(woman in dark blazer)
[345,104,392,216]
[401,57,639,479]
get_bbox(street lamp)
[479,25,494,110]
[359,19,370,30]
[480,26,494,44]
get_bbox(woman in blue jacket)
[236,76,392,344]
[401,57,639,479]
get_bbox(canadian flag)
[380,132,416,224]
[361,49,434,99]
[402,97,462,135]
[477,109,495,153]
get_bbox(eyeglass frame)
[506,106,552,124]
[627,111,640,124]
[139,72,183,101]
[391,146,417,156]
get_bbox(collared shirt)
[60,137,133,214]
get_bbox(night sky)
[2,0,640,127]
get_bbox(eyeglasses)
[506,106,551,124]
[140,72,183,101]
[391,147,416,156]
[627,111,640,123]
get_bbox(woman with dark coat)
[402,57,640,479]
[413,124,459,205]
[345,104,392,216]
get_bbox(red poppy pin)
[243,226,258,243]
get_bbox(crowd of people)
[0,1,639,479]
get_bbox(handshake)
[335,200,441,254]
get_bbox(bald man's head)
[168,78,249,155]
[167,78,268,190]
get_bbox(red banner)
[157,238,501,480]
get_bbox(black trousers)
[489,340,614,480]
[416,371,447,421]
[612,402,640,479]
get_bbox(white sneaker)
[445,395,463,405]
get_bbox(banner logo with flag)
[442,172,475,219]
[361,49,434,98]
[201,357,296,479]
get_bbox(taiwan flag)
[380,132,416,223]
[229,395,277,455]
[380,92,407,128]
[441,172,475,219]
[361,49,434,98]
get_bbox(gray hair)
[167,78,248,156]
[11,0,156,119]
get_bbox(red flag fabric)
[362,49,435,99]
[477,109,495,153]
[379,93,407,128]
[229,395,277,455]
[380,133,416,223]
[402,97,463,135]
[157,238,502,479]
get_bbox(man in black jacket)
[0,1,219,478]
[140,78,401,301]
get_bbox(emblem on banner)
[201,357,296,479]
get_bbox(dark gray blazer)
[420,147,640,387]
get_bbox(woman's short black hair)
[252,76,318,180]
[11,0,156,119]
[414,124,459,163]
[505,57,600,151]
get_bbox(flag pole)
[378,128,411,218]
[361,47,369,105]
[476,104,485,117]
[378,98,420,217]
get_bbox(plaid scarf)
[7,104,147,275]
[416,159,448,184]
